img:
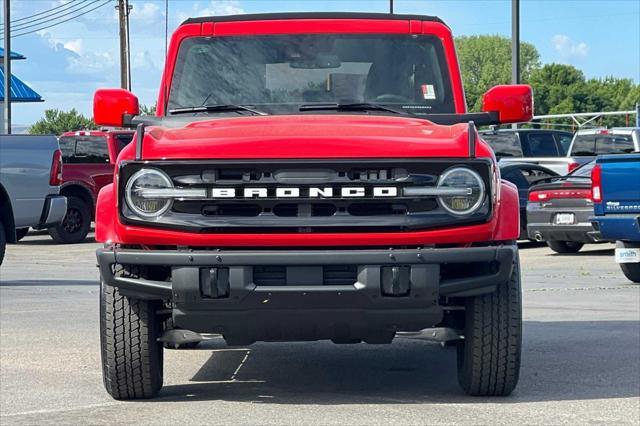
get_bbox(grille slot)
[253,265,358,286]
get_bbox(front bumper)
[97,244,516,344]
[36,195,67,229]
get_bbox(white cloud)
[130,2,164,25]
[552,34,589,59]
[63,39,83,55]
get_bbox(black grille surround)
[119,159,493,233]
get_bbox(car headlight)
[437,167,485,215]
[125,168,173,218]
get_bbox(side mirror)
[481,85,533,124]
[93,89,140,128]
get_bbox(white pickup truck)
[0,135,67,264]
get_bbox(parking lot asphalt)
[0,233,639,425]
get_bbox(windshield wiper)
[298,102,406,115]
[169,104,268,116]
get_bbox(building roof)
[0,48,26,60]
[0,67,43,102]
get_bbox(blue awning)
[0,67,43,102]
[0,48,26,60]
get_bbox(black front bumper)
[97,245,516,344]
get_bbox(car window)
[501,168,529,189]
[521,168,556,184]
[114,133,134,155]
[481,133,523,158]
[59,136,109,164]
[570,134,596,156]
[570,161,595,177]
[595,135,635,154]
[522,133,559,157]
[555,133,573,155]
[58,137,76,162]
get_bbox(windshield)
[168,34,455,115]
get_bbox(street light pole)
[389,0,393,14]
[3,0,11,134]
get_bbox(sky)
[3,0,640,126]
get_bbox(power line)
[5,0,79,24]
[0,0,113,40]
[3,0,106,33]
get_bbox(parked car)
[92,12,534,399]
[0,135,67,264]
[526,161,600,253]
[480,128,575,175]
[590,154,640,283]
[499,163,558,239]
[52,130,134,243]
[566,128,640,164]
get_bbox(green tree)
[455,35,540,111]
[139,103,157,115]
[29,108,97,135]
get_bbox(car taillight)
[567,162,580,173]
[50,149,63,186]
[591,164,602,202]
[528,188,592,202]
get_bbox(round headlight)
[125,168,173,218]
[437,167,485,215]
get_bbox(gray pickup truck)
[0,135,67,265]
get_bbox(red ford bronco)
[93,13,532,399]
[54,130,133,243]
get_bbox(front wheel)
[0,221,6,266]
[100,280,164,399]
[547,240,583,254]
[456,255,522,396]
[49,196,91,244]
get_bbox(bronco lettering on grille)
[209,186,399,198]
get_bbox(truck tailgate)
[599,154,640,214]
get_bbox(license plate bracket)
[615,248,640,264]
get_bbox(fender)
[95,183,117,243]
[60,181,97,209]
[493,180,520,241]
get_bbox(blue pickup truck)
[590,153,640,283]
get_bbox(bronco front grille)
[119,159,492,233]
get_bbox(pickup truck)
[480,128,576,175]
[92,12,533,399]
[590,154,640,283]
[52,130,134,243]
[0,135,67,264]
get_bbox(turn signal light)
[49,149,63,186]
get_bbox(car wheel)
[100,279,164,399]
[620,263,640,283]
[15,227,28,242]
[547,240,583,254]
[456,254,522,396]
[48,196,91,244]
[0,220,5,266]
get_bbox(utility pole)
[3,0,11,134]
[389,0,394,14]
[511,0,520,85]
[511,0,520,129]
[117,0,132,91]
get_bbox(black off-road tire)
[456,256,522,396]
[620,263,640,283]
[547,240,583,254]
[0,221,6,266]
[49,196,91,244]
[100,280,164,400]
